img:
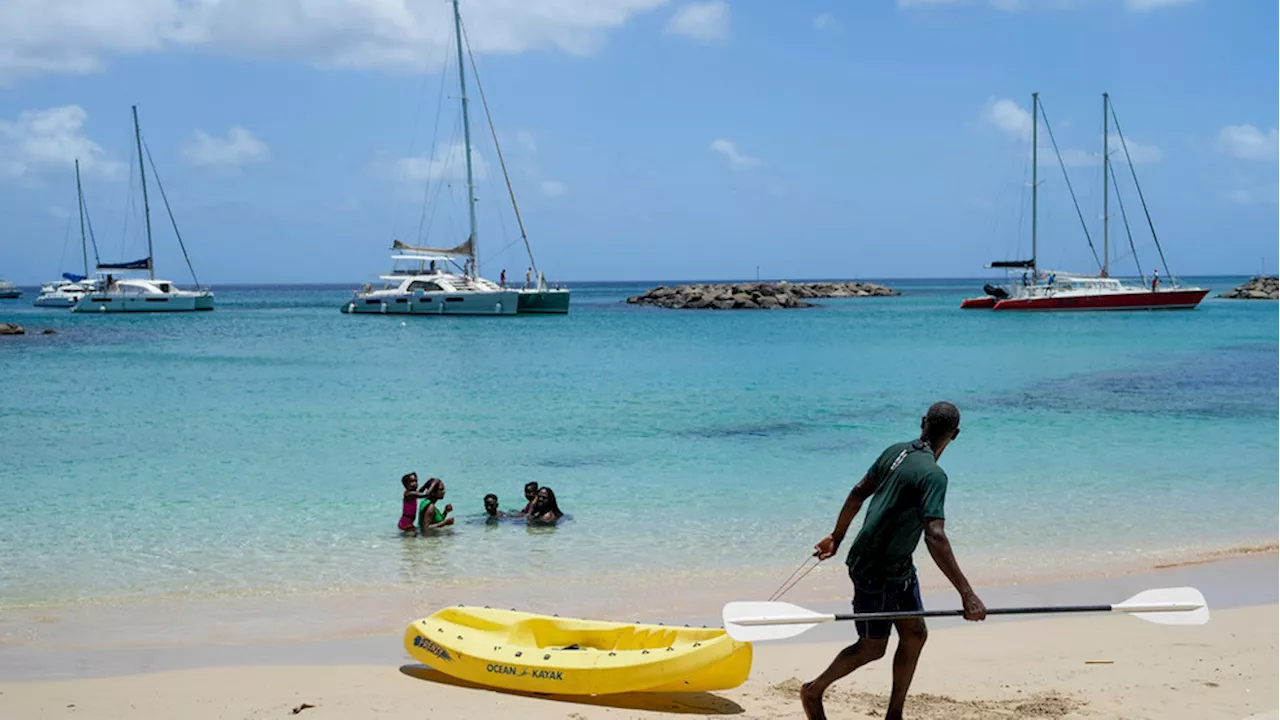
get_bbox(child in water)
[398,472,436,533]
[528,486,564,525]
[483,493,506,523]
[417,477,454,531]
[515,481,539,516]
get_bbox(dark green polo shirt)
[846,440,949,582]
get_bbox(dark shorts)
[850,568,923,640]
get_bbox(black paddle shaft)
[833,604,1114,622]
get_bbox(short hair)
[401,473,416,486]
[923,402,960,440]
[525,481,539,492]
[484,493,498,502]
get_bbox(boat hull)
[0,290,22,299]
[990,288,1209,311]
[404,607,752,695]
[72,292,215,313]
[34,294,79,308]
[960,296,997,309]
[342,290,520,316]
[516,288,571,314]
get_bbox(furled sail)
[391,238,473,257]
[98,258,151,270]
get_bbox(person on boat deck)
[527,486,564,525]
[1151,268,1160,291]
[801,402,986,720]
[483,493,508,523]
[500,269,506,288]
[417,478,454,531]
[524,267,532,289]
[398,472,437,534]
[513,481,539,516]
[429,260,436,273]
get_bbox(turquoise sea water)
[1,278,1276,608]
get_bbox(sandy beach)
[1,604,1274,719]
[1,554,1276,720]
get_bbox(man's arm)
[813,473,877,560]
[923,518,986,621]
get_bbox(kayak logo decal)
[413,634,453,662]
[486,663,563,681]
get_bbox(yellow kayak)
[404,606,752,695]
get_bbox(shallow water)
[1,277,1275,607]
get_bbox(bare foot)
[800,681,827,720]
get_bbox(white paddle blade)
[722,601,835,642]
[1113,587,1210,626]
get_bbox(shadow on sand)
[398,664,745,715]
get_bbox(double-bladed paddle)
[722,586,1209,642]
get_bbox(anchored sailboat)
[962,93,1207,311]
[73,105,213,313]
[35,159,102,307]
[342,0,569,317]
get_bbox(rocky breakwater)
[1218,276,1278,300]
[627,281,900,310]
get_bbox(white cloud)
[390,141,490,185]
[0,105,126,182]
[1221,185,1279,206]
[1125,0,1196,10]
[182,126,271,168]
[0,0,669,84]
[981,98,1033,140]
[539,180,567,197]
[710,138,760,170]
[664,1,730,43]
[813,13,843,32]
[1215,125,1279,162]
[901,0,1195,10]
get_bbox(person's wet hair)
[401,472,416,487]
[484,493,498,503]
[922,402,961,443]
[525,481,539,493]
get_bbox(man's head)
[483,493,499,516]
[524,481,539,501]
[920,401,961,457]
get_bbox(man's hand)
[961,590,986,621]
[442,517,455,527]
[812,534,839,561]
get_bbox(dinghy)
[404,606,752,695]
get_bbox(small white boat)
[35,278,100,307]
[343,243,518,316]
[0,280,21,299]
[72,105,213,315]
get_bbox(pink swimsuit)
[399,497,417,531]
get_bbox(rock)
[1218,276,1279,300]
[42,328,56,334]
[0,323,24,335]
[625,280,898,310]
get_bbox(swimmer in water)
[417,477,454,531]
[398,472,436,534]
[483,493,507,523]
[515,481,539,517]
[527,486,564,526]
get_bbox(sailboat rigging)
[961,92,1208,311]
[342,0,569,316]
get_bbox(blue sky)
[1,0,1276,284]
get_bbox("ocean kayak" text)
[486,663,563,681]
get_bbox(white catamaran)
[73,106,213,314]
[343,0,568,317]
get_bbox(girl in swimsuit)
[417,477,455,531]
[528,486,564,525]
[515,481,539,517]
[398,472,435,533]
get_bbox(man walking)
[803,401,987,720]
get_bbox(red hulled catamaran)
[961,93,1208,311]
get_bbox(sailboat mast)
[451,0,479,276]
[1031,92,1039,278]
[132,105,155,280]
[1102,92,1109,278]
[75,159,88,278]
